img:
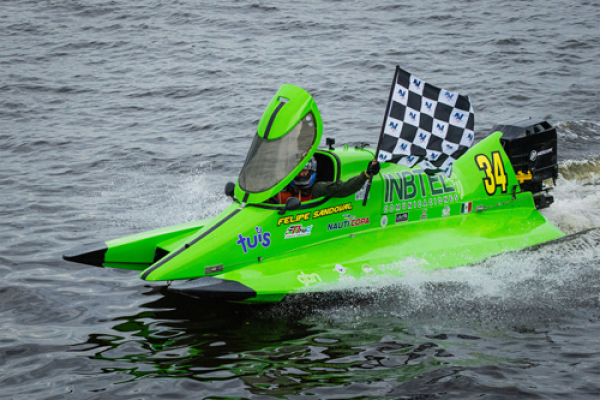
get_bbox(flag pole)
[362,65,400,206]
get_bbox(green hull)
[64,133,563,303]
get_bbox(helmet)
[291,157,317,189]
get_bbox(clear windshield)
[239,113,316,193]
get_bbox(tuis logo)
[236,227,271,254]
[389,121,399,132]
[454,112,465,123]
[425,101,433,112]
[398,89,407,99]
[412,78,422,89]
[444,91,455,101]
[436,123,445,134]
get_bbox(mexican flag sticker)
[461,202,473,214]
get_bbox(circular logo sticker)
[529,150,538,161]
[381,215,388,227]
[361,264,374,274]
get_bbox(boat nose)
[63,242,108,267]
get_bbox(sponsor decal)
[395,212,408,223]
[312,203,353,219]
[332,264,356,281]
[377,258,427,272]
[442,205,450,217]
[417,131,429,145]
[475,151,508,195]
[327,215,370,231]
[383,169,457,213]
[277,203,354,226]
[277,212,311,226]
[529,150,537,161]
[285,224,312,239]
[461,202,473,214]
[529,148,553,161]
[466,132,474,144]
[420,209,427,220]
[355,183,370,201]
[412,78,422,90]
[297,271,322,287]
[516,170,533,183]
[333,264,347,274]
[454,112,465,123]
[445,142,458,153]
[361,264,374,274]
[443,165,453,177]
[236,227,271,254]
[377,261,404,272]
[381,215,388,227]
[378,153,391,162]
[383,195,459,214]
[436,123,445,135]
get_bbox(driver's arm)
[311,161,380,199]
[312,172,369,199]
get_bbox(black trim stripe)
[247,196,332,211]
[168,277,257,301]
[263,102,285,139]
[140,208,242,280]
[329,151,342,180]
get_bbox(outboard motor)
[493,119,558,210]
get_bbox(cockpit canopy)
[239,113,316,193]
[236,85,323,202]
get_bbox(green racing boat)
[63,84,563,303]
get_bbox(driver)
[275,157,380,204]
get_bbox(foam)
[542,159,600,234]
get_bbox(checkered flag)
[376,66,475,175]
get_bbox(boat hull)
[165,203,562,303]
[63,129,564,304]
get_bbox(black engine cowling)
[493,119,558,209]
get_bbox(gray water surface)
[2,0,600,398]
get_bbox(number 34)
[475,151,508,196]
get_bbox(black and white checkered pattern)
[377,66,475,175]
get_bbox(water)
[1,0,600,398]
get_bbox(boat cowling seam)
[140,208,242,280]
